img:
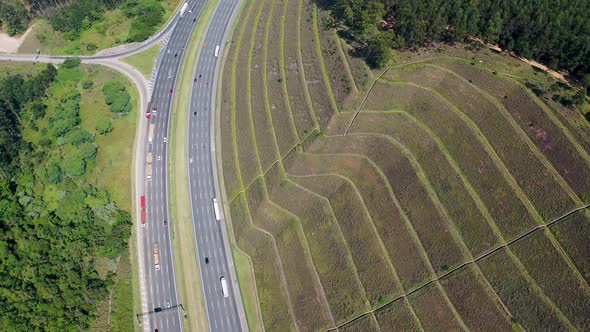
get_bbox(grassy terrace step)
[433,59,590,201]
[299,0,337,128]
[285,151,432,289]
[283,0,316,137]
[307,135,469,275]
[407,282,467,331]
[373,299,421,331]
[230,193,296,331]
[290,174,403,307]
[510,230,590,329]
[350,113,501,256]
[365,81,537,239]
[265,166,370,323]
[439,265,513,331]
[245,177,333,331]
[548,210,590,284]
[383,63,579,219]
[248,0,279,171]
[264,0,299,157]
[221,0,255,200]
[478,247,574,330]
[232,0,265,186]
[339,313,381,332]
[314,9,357,109]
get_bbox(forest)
[0,62,132,329]
[0,0,165,43]
[325,0,590,83]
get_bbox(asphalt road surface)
[0,0,246,329]
[186,0,246,330]
[140,1,208,331]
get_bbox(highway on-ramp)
[186,0,247,330]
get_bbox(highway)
[142,0,247,330]
[0,0,247,330]
[186,0,246,330]
[140,1,209,331]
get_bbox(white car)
[163,136,167,142]
[157,155,161,161]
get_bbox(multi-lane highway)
[142,0,246,330]
[0,1,247,329]
[140,1,209,331]
[186,0,246,330]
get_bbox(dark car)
[205,257,209,264]
[164,219,167,226]
[170,89,173,94]
[154,307,162,313]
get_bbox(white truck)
[212,198,220,221]
[220,277,229,298]
[179,2,188,17]
[146,152,153,180]
[148,123,155,143]
[153,243,160,271]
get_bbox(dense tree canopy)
[326,0,590,77]
[0,1,30,36]
[3,0,165,43]
[0,62,132,329]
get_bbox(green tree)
[46,160,62,184]
[78,142,98,160]
[62,155,86,176]
[485,11,503,43]
[95,118,112,135]
[365,31,392,68]
[65,127,93,146]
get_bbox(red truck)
[140,195,146,227]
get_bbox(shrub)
[62,155,86,176]
[82,80,93,90]
[102,80,131,115]
[62,57,81,68]
[95,118,113,135]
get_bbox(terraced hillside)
[218,0,590,330]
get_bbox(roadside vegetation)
[219,0,590,330]
[121,43,161,80]
[0,60,137,330]
[14,0,180,55]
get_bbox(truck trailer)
[220,276,229,298]
[140,195,146,227]
[179,2,188,17]
[212,198,220,221]
[153,243,160,270]
[148,123,155,143]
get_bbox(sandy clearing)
[468,36,568,83]
[0,25,34,53]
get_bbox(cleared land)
[121,43,161,80]
[217,0,590,329]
